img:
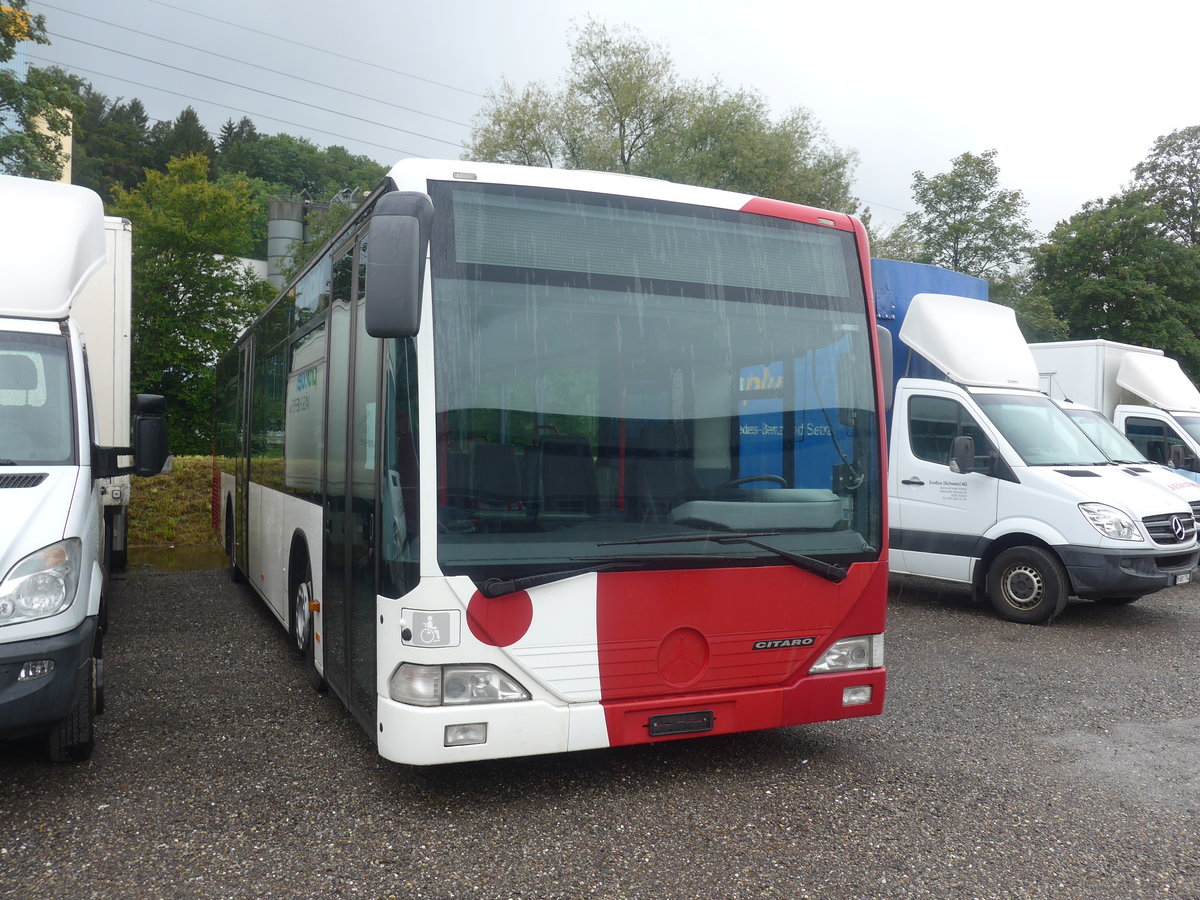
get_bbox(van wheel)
[48,657,96,763]
[986,546,1069,624]
[291,559,326,692]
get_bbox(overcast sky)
[25,0,1200,235]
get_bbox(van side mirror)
[132,393,171,477]
[949,435,975,474]
[1166,444,1195,472]
[875,324,894,411]
[365,191,434,338]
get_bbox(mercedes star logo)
[1171,515,1188,541]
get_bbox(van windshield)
[974,393,1107,466]
[1060,406,1147,464]
[0,331,76,465]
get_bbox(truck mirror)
[365,191,434,338]
[132,393,171,477]
[949,435,975,474]
[875,324,893,411]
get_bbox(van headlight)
[809,634,884,674]
[388,663,530,707]
[0,539,82,626]
[1079,503,1143,542]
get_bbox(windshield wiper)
[0,460,18,466]
[600,532,848,583]
[480,562,627,598]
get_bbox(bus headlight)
[1079,503,1143,542]
[0,539,82,627]
[809,634,884,674]
[388,663,530,707]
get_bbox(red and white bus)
[214,159,888,765]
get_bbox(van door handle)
[901,476,925,486]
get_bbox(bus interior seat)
[628,423,701,522]
[469,440,524,518]
[531,434,598,520]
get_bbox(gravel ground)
[3,566,1200,899]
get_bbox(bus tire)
[48,656,96,763]
[291,558,326,693]
[226,505,245,585]
[986,545,1069,625]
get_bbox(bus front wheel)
[291,559,326,693]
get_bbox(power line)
[144,0,486,99]
[28,55,427,158]
[37,2,474,131]
[45,30,465,148]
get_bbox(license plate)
[648,710,714,737]
[1177,572,1192,585]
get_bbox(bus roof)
[385,158,859,231]
[0,174,106,321]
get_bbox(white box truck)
[886,294,1199,623]
[0,174,170,761]
[1031,339,1200,476]
[74,216,134,570]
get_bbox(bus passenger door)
[322,237,380,731]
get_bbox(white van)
[888,294,1199,623]
[0,175,169,761]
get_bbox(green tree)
[989,273,1068,342]
[466,19,861,213]
[110,154,274,452]
[147,106,216,172]
[1132,125,1200,246]
[902,150,1034,278]
[0,2,77,178]
[1032,191,1200,375]
[643,85,860,212]
[71,83,152,201]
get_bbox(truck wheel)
[47,657,96,763]
[986,546,1069,624]
[291,559,326,692]
[110,512,128,573]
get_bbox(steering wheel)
[715,474,788,490]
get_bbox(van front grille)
[1143,512,1198,545]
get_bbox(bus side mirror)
[1169,444,1187,469]
[949,435,975,474]
[365,191,434,338]
[133,393,171,477]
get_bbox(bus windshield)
[1060,406,1147,464]
[0,330,75,466]
[428,182,880,578]
[974,393,1108,466]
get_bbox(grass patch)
[128,455,219,548]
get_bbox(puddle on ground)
[126,544,228,572]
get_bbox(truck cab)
[1032,339,1200,481]
[887,292,1198,623]
[0,174,169,761]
